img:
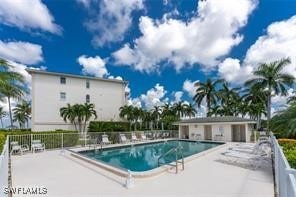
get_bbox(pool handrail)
[157,146,184,173]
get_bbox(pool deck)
[11,142,274,197]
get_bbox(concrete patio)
[11,143,274,197]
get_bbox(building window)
[60,92,66,101]
[86,94,90,103]
[60,77,66,84]
[86,80,90,89]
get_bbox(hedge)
[88,121,130,132]
[278,139,296,169]
[0,134,5,153]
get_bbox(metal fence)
[0,137,9,197]
[272,135,296,197]
[8,130,179,153]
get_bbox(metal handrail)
[158,146,184,173]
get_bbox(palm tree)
[0,83,25,129]
[217,83,241,116]
[245,58,294,132]
[193,79,224,116]
[119,105,134,131]
[151,105,162,129]
[13,101,31,129]
[184,103,197,118]
[0,58,24,87]
[208,105,222,117]
[13,112,25,129]
[173,101,187,119]
[60,104,78,131]
[0,107,7,129]
[82,103,97,133]
[270,102,296,137]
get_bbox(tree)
[13,101,31,129]
[151,105,162,129]
[60,103,78,131]
[0,59,25,129]
[172,101,187,119]
[193,79,224,116]
[119,105,134,131]
[0,83,25,129]
[82,103,97,133]
[60,103,97,133]
[242,86,267,129]
[271,103,296,137]
[0,59,24,87]
[245,58,294,132]
[184,103,197,118]
[0,107,7,129]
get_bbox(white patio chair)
[221,150,270,170]
[31,140,45,153]
[131,133,140,142]
[141,133,147,141]
[119,134,129,143]
[10,141,29,155]
[101,134,111,145]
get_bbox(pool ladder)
[157,146,184,174]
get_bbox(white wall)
[31,73,126,131]
[185,122,254,142]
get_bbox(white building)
[176,116,256,142]
[27,69,128,131]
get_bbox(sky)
[0,0,296,121]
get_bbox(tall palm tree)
[173,101,187,119]
[184,103,197,118]
[119,105,134,131]
[245,58,294,131]
[193,79,224,116]
[151,105,162,129]
[13,101,31,129]
[13,112,25,129]
[0,107,7,129]
[0,83,25,129]
[217,82,241,116]
[82,103,97,133]
[0,59,24,87]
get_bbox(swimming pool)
[78,140,223,172]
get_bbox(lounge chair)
[31,140,45,153]
[131,133,140,142]
[221,150,269,170]
[10,141,29,155]
[101,134,111,145]
[141,133,147,141]
[119,134,129,143]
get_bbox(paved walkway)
[11,144,274,197]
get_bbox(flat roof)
[175,116,256,124]
[26,69,128,84]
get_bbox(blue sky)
[0,0,296,113]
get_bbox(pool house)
[176,116,256,142]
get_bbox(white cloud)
[172,91,183,103]
[108,76,123,80]
[0,0,61,34]
[82,0,144,47]
[113,0,257,73]
[183,79,198,98]
[140,83,167,109]
[272,88,295,107]
[219,15,296,84]
[127,98,142,108]
[0,41,43,65]
[77,55,108,77]
[218,58,253,83]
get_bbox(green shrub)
[0,134,5,153]
[278,139,296,169]
[88,121,130,132]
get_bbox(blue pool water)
[79,140,222,172]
